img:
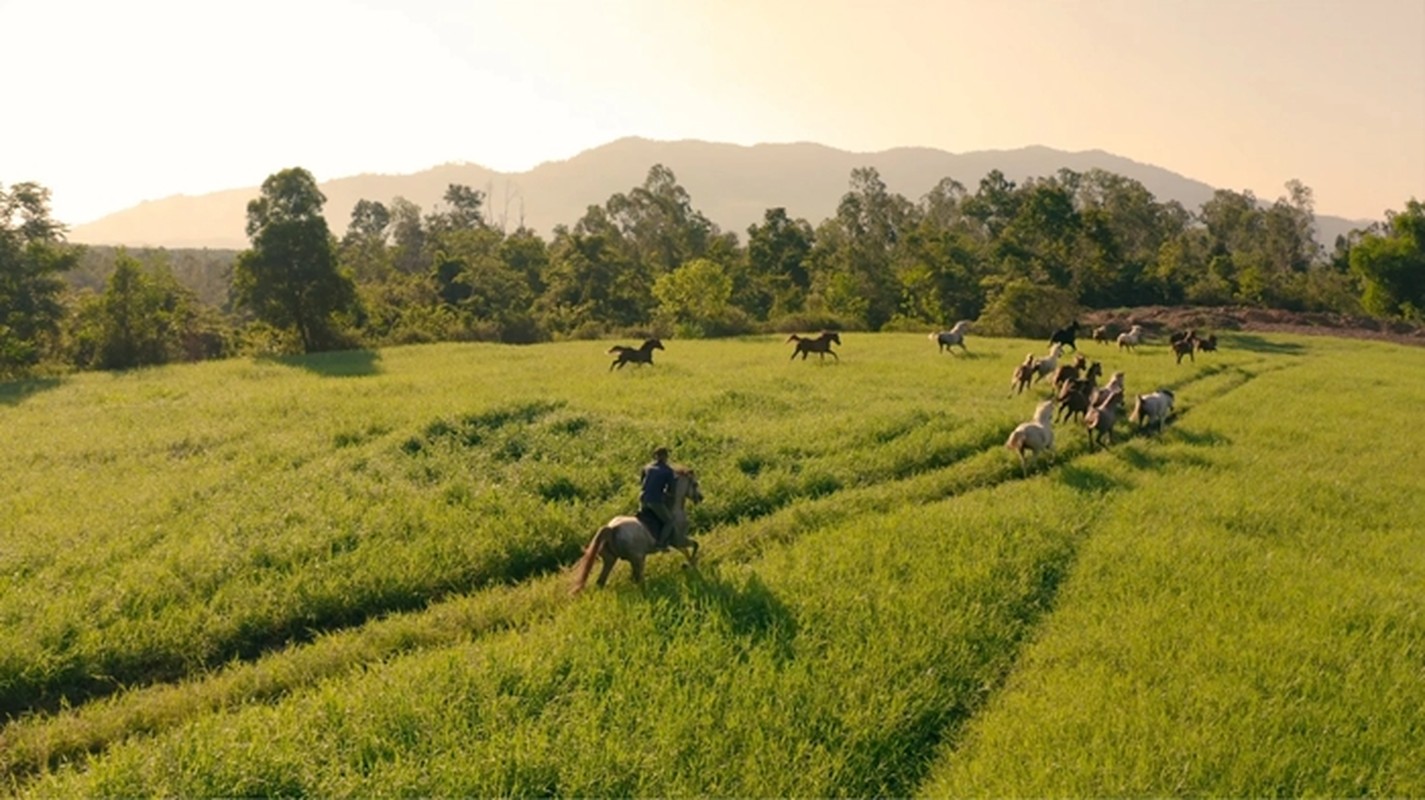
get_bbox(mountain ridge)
[68,137,1374,250]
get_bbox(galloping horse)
[929,320,972,354]
[1049,320,1080,353]
[608,338,664,371]
[788,331,841,362]
[571,469,702,592]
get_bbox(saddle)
[636,509,669,550]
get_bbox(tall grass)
[5,331,1422,795]
[919,335,1425,796]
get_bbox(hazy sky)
[4,0,1422,225]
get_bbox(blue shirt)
[640,460,675,506]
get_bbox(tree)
[606,165,716,275]
[1350,199,1425,319]
[69,249,221,369]
[388,196,427,274]
[1,181,76,373]
[536,206,647,335]
[653,258,736,335]
[427,184,487,234]
[806,168,912,328]
[340,199,393,283]
[232,168,356,352]
[743,207,814,318]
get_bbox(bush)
[974,279,1080,338]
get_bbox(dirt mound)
[1080,306,1425,347]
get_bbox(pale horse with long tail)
[929,320,973,354]
[1006,400,1056,476]
[571,468,703,593]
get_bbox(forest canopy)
[2,165,1419,374]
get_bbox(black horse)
[788,331,841,362]
[1048,321,1080,353]
[608,338,664,370]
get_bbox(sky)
[4,0,1422,226]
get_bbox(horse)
[1006,400,1056,476]
[1116,325,1144,352]
[571,468,703,593]
[789,331,841,362]
[1092,324,1114,345]
[1055,361,1102,424]
[1031,343,1065,385]
[1084,389,1126,451]
[608,338,664,371]
[929,321,972,354]
[1131,390,1176,434]
[1009,353,1037,397]
[1171,333,1198,364]
[1050,354,1088,392]
[1049,320,1080,353]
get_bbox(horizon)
[4,0,1422,226]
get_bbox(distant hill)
[68,137,1374,250]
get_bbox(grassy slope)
[3,332,1422,795]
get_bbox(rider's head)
[653,446,669,462]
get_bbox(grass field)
[2,331,1422,796]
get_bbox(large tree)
[233,168,356,352]
[1,181,75,373]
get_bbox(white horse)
[929,320,972,354]
[1006,400,1056,476]
[1032,343,1065,384]
[1131,390,1176,434]
[1116,325,1145,352]
[571,469,702,593]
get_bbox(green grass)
[3,331,1422,795]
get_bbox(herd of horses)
[580,320,1208,590]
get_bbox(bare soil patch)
[1080,306,1425,348]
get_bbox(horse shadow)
[1222,333,1307,355]
[1169,426,1232,448]
[1055,463,1133,494]
[636,567,798,660]
[0,376,63,406]
[264,349,383,377]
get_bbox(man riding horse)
[639,446,677,548]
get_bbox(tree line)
[2,165,1422,375]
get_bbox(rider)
[640,446,676,548]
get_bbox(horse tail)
[1006,429,1024,452]
[571,526,613,595]
[928,332,938,341]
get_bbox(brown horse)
[571,469,702,592]
[608,338,664,371]
[789,331,841,362]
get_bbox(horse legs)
[595,553,617,588]
[629,555,646,585]
[673,541,699,569]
